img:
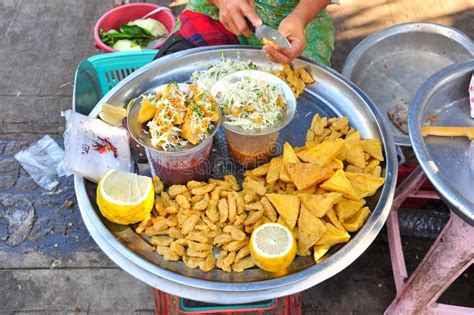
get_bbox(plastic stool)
[385,166,474,314]
[153,290,302,315]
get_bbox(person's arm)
[291,0,330,25]
[208,0,262,37]
[264,0,330,64]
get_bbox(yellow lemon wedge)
[96,169,154,225]
[99,103,127,127]
[249,223,296,272]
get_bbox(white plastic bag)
[62,110,131,183]
[15,135,68,191]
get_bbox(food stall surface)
[0,0,472,313]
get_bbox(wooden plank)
[0,268,154,313]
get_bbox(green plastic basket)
[73,50,157,115]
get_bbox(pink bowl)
[94,3,176,53]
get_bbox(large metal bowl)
[74,46,397,303]
[409,60,474,225]
[342,23,474,146]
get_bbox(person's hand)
[213,0,262,37]
[263,13,306,64]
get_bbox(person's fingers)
[220,13,239,35]
[233,14,253,37]
[263,46,291,64]
[278,47,298,60]
[266,45,292,59]
[265,53,280,63]
[241,1,262,27]
[248,0,256,12]
[278,36,305,59]
[263,47,280,63]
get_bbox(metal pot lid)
[409,60,474,225]
[75,46,397,303]
[342,22,474,146]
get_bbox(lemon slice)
[249,223,296,272]
[99,103,127,127]
[96,169,154,225]
[99,112,123,127]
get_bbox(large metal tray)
[409,60,474,225]
[74,46,397,303]
[342,23,474,146]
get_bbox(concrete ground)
[0,0,473,313]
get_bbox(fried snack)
[274,64,315,98]
[280,142,299,182]
[299,192,342,218]
[286,163,333,190]
[341,131,366,169]
[306,115,350,145]
[232,256,256,273]
[298,139,345,166]
[262,37,277,47]
[152,176,165,194]
[334,198,365,222]
[320,170,360,200]
[343,206,371,232]
[299,68,315,84]
[266,156,282,184]
[266,194,300,229]
[313,244,331,263]
[297,205,327,256]
[136,114,386,271]
[345,172,385,198]
[246,162,270,177]
[360,139,384,161]
[315,223,351,246]
[325,208,345,231]
[137,98,156,124]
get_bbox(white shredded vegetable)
[191,55,274,91]
[219,77,286,130]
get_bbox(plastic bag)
[15,135,68,191]
[62,110,131,183]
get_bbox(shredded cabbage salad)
[146,83,218,150]
[191,55,273,91]
[219,77,286,130]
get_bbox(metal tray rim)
[408,59,474,225]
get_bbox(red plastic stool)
[397,165,437,208]
[385,166,474,314]
[153,290,302,315]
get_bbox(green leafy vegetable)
[100,22,165,49]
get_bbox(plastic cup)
[225,128,279,168]
[145,136,214,185]
[127,84,219,185]
[211,70,296,168]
